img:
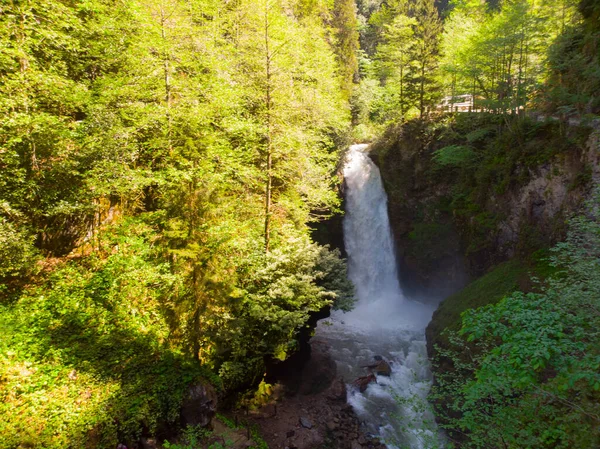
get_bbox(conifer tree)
[374,14,417,119]
[411,0,442,117]
[333,0,360,99]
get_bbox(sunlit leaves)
[433,193,600,448]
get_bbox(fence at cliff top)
[434,97,600,128]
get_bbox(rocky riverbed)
[247,337,387,449]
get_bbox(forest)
[0,0,598,447]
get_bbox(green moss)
[429,260,525,346]
[407,222,457,264]
[428,250,559,354]
[568,164,593,191]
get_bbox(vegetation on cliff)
[373,113,593,291]
[432,200,600,448]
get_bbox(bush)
[0,219,215,448]
[431,194,600,448]
[0,215,39,295]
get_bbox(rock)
[333,417,340,423]
[358,435,367,445]
[363,356,392,377]
[352,374,376,392]
[299,416,313,429]
[140,438,157,449]
[326,421,336,431]
[180,381,217,428]
[351,440,362,449]
[328,378,347,401]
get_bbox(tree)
[374,14,417,119]
[411,0,442,117]
[333,0,360,99]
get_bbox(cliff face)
[371,114,599,354]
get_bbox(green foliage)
[0,214,39,295]
[546,19,600,113]
[333,0,360,99]
[0,1,355,445]
[0,219,217,448]
[214,238,354,389]
[352,0,442,127]
[432,145,478,167]
[439,0,581,113]
[431,196,600,448]
[163,425,215,449]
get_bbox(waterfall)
[315,144,443,449]
[343,144,403,309]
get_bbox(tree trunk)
[160,5,172,147]
[419,48,426,117]
[264,1,273,253]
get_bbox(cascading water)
[315,144,442,449]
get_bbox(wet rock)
[299,417,313,429]
[363,356,392,376]
[352,374,376,392]
[180,381,217,428]
[328,377,347,401]
[140,438,157,449]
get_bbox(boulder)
[351,440,362,449]
[363,356,391,377]
[180,381,217,428]
[328,378,347,401]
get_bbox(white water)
[315,144,442,449]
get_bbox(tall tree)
[333,0,360,99]
[374,14,417,119]
[411,0,442,117]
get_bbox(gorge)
[2,0,599,447]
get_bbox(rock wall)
[372,116,599,300]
